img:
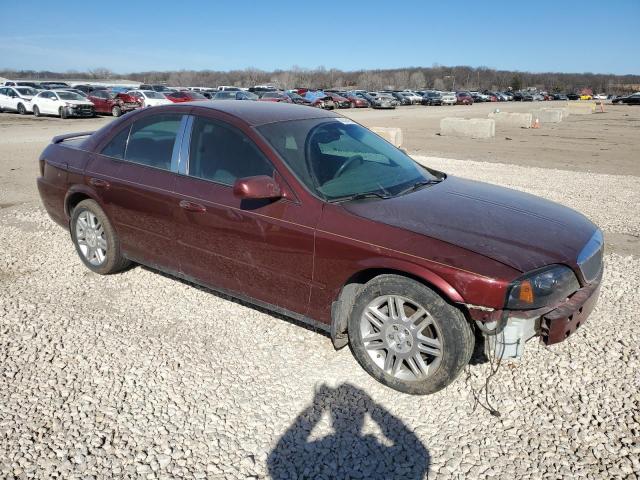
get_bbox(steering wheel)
[334,155,364,178]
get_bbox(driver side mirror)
[233,175,282,200]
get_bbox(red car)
[258,92,293,103]
[88,90,142,117]
[341,92,370,108]
[165,90,210,103]
[325,92,352,108]
[456,91,474,105]
[37,102,603,395]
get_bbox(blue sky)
[1,0,638,75]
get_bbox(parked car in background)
[212,91,258,101]
[31,90,95,118]
[37,102,604,395]
[284,91,313,106]
[513,91,533,101]
[369,92,399,108]
[257,92,293,103]
[139,84,176,94]
[592,94,607,100]
[401,91,423,104]
[386,92,411,106]
[612,93,640,105]
[440,92,457,105]
[300,90,335,109]
[421,91,442,106]
[88,90,142,117]
[72,84,97,94]
[165,91,210,103]
[341,92,369,108]
[456,91,473,105]
[216,86,242,91]
[0,86,38,114]
[325,92,352,108]
[566,93,580,100]
[579,94,593,100]
[127,90,173,107]
[3,80,42,89]
[39,81,71,90]
[553,93,568,101]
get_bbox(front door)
[172,115,318,316]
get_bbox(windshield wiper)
[395,178,444,197]
[328,191,392,203]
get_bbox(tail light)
[39,158,45,177]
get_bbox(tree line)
[2,65,638,94]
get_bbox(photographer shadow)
[267,383,430,479]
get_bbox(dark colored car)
[284,91,313,106]
[37,102,603,395]
[513,91,533,101]
[165,91,210,103]
[388,92,411,106]
[421,91,442,106]
[341,92,369,108]
[553,93,569,101]
[258,92,293,103]
[612,93,640,105]
[40,81,70,89]
[566,93,580,101]
[88,90,142,117]
[325,92,352,108]
[456,91,474,105]
[212,91,258,101]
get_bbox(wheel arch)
[64,186,100,219]
[330,262,465,350]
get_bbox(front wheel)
[348,274,474,395]
[17,103,27,114]
[71,199,130,275]
[111,106,122,117]
[59,107,67,119]
[33,105,40,117]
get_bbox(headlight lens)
[506,265,580,310]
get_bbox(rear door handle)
[89,178,110,189]
[179,200,206,213]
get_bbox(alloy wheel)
[75,211,107,266]
[360,295,442,381]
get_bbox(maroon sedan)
[37,102,603,395]
[165,90,210,103]
[456,91,474,105]
[258,92,293,103]
[88,90,142,117]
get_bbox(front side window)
[125,114,183,170]
[258,118,438,201]
[188,116,273,185]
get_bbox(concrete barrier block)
[488,111,533,128]
[566,102,595,114]
[370,127,403,147]
[531,109,563,123]
[440,118,495,138]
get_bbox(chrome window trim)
[171,114,191,174]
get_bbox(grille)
[577,230,604,283]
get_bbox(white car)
[593,93,607,100]
[127,90,173,107]
[441,92,457,105]
[0,86,38,114]
[401,91,423,104]
[31,90,95,118]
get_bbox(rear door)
[86,109,191,271]
[172,113,318,315]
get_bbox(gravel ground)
[1,152,639,479]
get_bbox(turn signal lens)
[519,280,534,304]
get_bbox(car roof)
[184,101,339,126]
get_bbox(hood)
[342,176,597,273]
[64,100,93,106]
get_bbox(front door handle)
[89,178,110,189]
[179,200,206,213]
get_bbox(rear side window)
[101,126,131,159]
[125,114,183,170]
[188,116,273,185]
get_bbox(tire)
[59,107,67,119]
[348,274,474,395]
[111,106,122,117]
[33,105,40,117]
[17,103,26,115]
[70,199,130,275]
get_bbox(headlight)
[65,102,76,108]
[506,265,579,310]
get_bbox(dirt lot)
[1,104,639,479]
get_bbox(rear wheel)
[111,106,122,117]
[33,105,40,117]
[348,274,474,395]
[71,199,130,275]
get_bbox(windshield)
[16,87,37,96]
[258,118,438,201]
[144,91,165,99]
[57,91,85,101]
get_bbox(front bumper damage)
[470,271,602,360]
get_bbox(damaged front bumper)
[470,271,602,360]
